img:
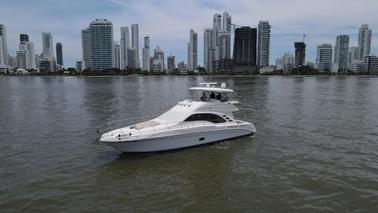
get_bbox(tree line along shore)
[1,66,377,76]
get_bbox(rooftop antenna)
[303,34,307,43]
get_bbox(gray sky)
[1,0,377,67]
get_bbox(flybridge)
[189,82,234,93]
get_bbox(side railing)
[95,118,216,141]
[94,113,246,144]
[95,116,153,135]
[135,120,230,138]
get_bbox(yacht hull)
[102,128,254,152]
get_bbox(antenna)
[303,34,307,43]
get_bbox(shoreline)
[2,74,378,77]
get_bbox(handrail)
[96,115,154,135]
[96,114,246,140]
[125,121,219,137]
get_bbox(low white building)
[259,66,275,74]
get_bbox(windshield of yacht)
[188,90,231,102]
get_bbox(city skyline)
[1,0,378,67]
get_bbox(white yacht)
[98,82,256,152]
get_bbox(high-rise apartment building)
[204,12,232,72]
[42,32,54,60]
[334,35,349,70]
[81,28,91,69]
[131,24,139,68]
[142,36,150,71]
[16,50,30,69]
[0,34,4,68]
[365,55,378,74]
[232,27,257,72]
[348,47,359,69]
[89,18,113,69]
[18,36,30,69]
[113,42,120,69]
[120,26,130,69]
[213,14,222,30]
[167,54,175,73]
[0,24,8,66]
[219,12,232,60]
[222,12,232,34]
[187,29,197,71]
[358,24,372,60]
[257,21,271,68]
[204,28,217,72]
[215,12,231,61]
[17,33,36,69]
[56,42,63,66]
[152,46,164,72]
[127,48,137,69]
[316,44,333,71]
[41,32,55,72]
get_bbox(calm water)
[1,76,378,212]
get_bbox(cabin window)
[184,113,226,123]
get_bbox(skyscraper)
[348,47,359,67]
[232,27,257,72]
[167,54,175,73]
[56,42,63,66]
[217,12,231,60]
[358,24,372,60]
[142,36,150,71]
[334,35,349,70]
[222,12,232,34]
[89,18,113,69]
[204,28,217,72]
[17,33,36,69]
[187,29,197,71]
[315,44,333,71]
[127,48,137,69]
[257,21,271,68]
[177,61,186,74]
[0,24,8,66]
[16,50,29,69]
[81,28,91,69]
[294,42,306,67]
[41,32,55,72]
[131,24,139,68]
[0,34,4,68]
[42,32,54,60]
[113,42,120,69]
[206,12,232,72]
[152,46,164,72]
[17,34,30,69]
[27,42,36,69]
[365,55,378,74]
[120,26,130,69]
[213,14,222,30]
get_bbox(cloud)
[0,0,377,67]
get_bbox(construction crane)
[303,34,307,43]
[231,23,241,32]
